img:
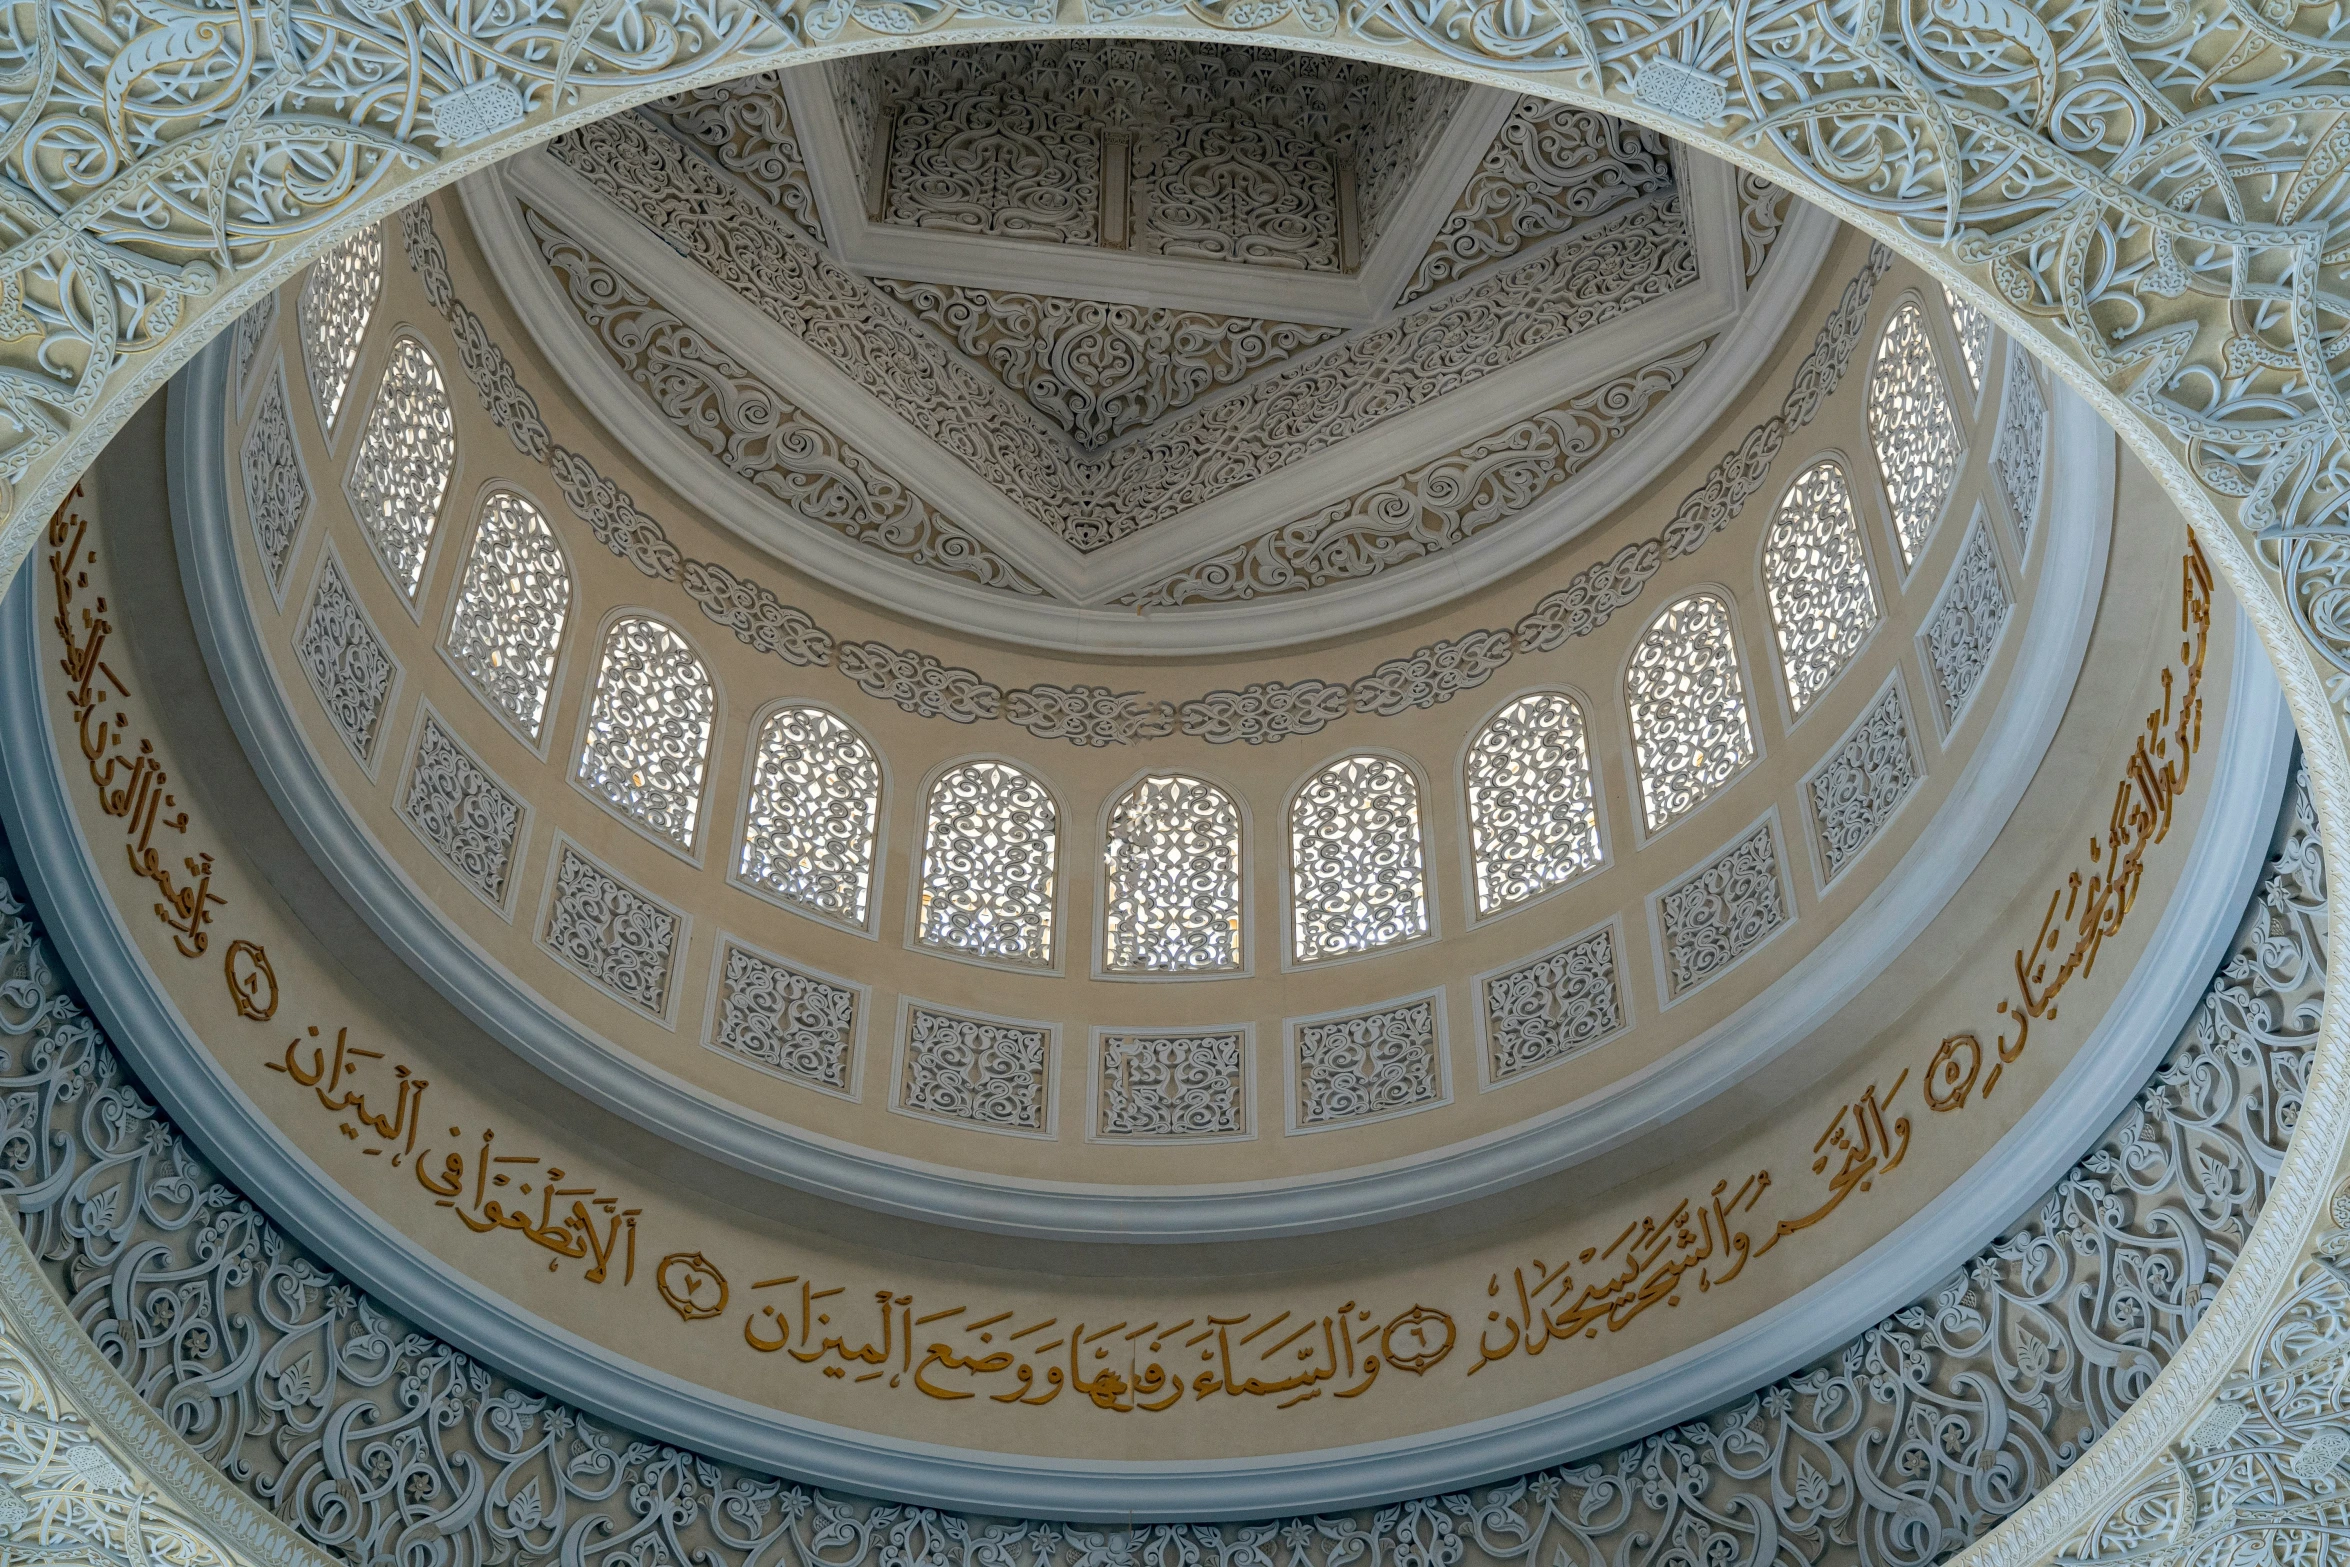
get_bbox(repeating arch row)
[280,271,1994,975]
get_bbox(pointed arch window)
[1762,459,1880,714]
[1103,774,1243,974]
[298,224,384,433]
[1942,283,1990,396]
[1626,592,1755,833]
[1289,755,1428,963]
[739,706,882,929]
[576,616,715,850]
[1466,693,1602,918]
[446,491,573,743]
[345,334,456,600]
[1867,300,1964,568]
[918,761,1058,967]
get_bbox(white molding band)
[0,325,2288,1521]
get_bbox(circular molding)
[169,331,2138,1245]
[0,327,2301,1520]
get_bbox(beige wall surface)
[30,198,2243,1463]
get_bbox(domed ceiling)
[464,43,1816,647]
[0,36,2306,1537]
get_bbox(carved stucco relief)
[546,111,1697,550]
[395,199,1906,749]
[0,765,2322,1563]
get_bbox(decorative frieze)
[1290,992,1447,1130]
[1806,678,1923,884]
[397,707,526,911]
[292,548,399,771]
[1920,517,2014,733]
[1480,924,1626,1084]
[537,838,685,1023]
[896,1002,1055,1135]
[707,937,862,1096]
[1653,818,1792,1002]
[1402,101,1674,302]
[239,367,310,598]
[649,78,826,241]
[1093,1028,1249,1140]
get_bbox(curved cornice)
[0,329,2292,1520]
[166,331,2142,1246]
[0,637,2310,1532]
[464,146,1843,653]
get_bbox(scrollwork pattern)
[916,760,1057,966]
[1102,774,1244,974]
[1294,998,1442,1128]
[398,712,525,908]
[1096,1030,1246,1138]
[1656,820,1789,998]
[1868,302,1964,571]
[293,553,398,768]
[899,1005,1050,1132]
[711,941,857,1092]
[343,334,456,602]
[539,842,681,1019]
[1807,682,1921,882]
[575,615,716,849]
[1402,101,1674,302]
[0,766,2321,1563]
[1625,591,1756,833]
[238,371,308,597]
[1760,458,1879,714]
[444,490,573,743]
[297,228,384,435]
[737,705,881,928]
[1288,754,1430,963]
[1464,691,1603,918]
[1922,519,2014,730]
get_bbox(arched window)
[1103,774,1243,973]
[1867,300,1963,568]
[1465,692,1601,918]
[298,224,384,433]
[1289,755,1428,963]
[344,334,456,600]
[1761,459,1879,714]
[1626,592,1755,834]
[739,706,881,928]
[1942,283,1990,396]
[917,760,1057,966]
[576,616,715,850]
[446,491,572,743]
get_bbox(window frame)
[904,753,1068,976]
[340,325,459,618]
[1092,766,1253,982]
[1618,584,1766,846]
[1280,746,1439,972]
[1457,684,1613,929]
[566,605,724,866]
[436,480,579,761]
[727,697,890,940]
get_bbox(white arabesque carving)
[1293,995,1443,1128]
[916,760,1058,967]
[1922,518,2014,732]
[1289,754,1429,963]
[575,615,715,850]
[1867,301,1963,570]
[1482,925,1625,1082]
[1807,680,1921,883]
[297,225,385,434]
[398,709,525,908]
[344,334,456,601]
[710,939,859,1094]
[1941,283,1989,398]
[1761,459,1878,715]
[239,368,308,598]
[1465,691,1603,919]
[737,705,881,930]
[1102,773,1243,974]
[1626,592,1755,834]
[445,490,573,744]
[1656,819,1790,999]
[539,841,682,1019]
[898,1003,1051,1134]
[1095,1029,1247,1140]
[293,550,398,769]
